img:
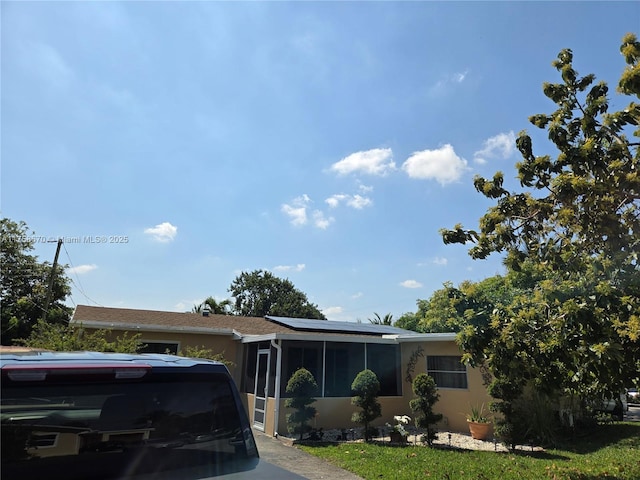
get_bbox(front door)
[252,348,271,431]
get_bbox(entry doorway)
[252,348,271,431]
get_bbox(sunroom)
[238,316,478,437]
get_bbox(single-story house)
[71,305,492,437]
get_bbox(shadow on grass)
[298,423,640,462]
[297,440,572,461]
[553,423,640,454]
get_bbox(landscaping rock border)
[284,427,545,453]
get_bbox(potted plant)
[386,415,411,443]
[466,403,492,440]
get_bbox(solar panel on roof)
[265,316,410,335]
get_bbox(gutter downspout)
[271,339,282,437]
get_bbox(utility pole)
[43,238,63,323]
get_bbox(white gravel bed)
[286,427,544,453]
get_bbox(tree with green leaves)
[228,270,326,319]
[351,369,382,442]
[395,276,516,334]
[180,345,234,368]
[1,218,72,344]
[192,296,233,315]
[284,368,319,440]
[368,312,393,325]
[441,34,640,443]
[394,310,422,332]
[409,373,442,447]
[17,320,142,353]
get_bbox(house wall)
[95,325,492,437]
[414,341,493,433]
[271,340,493,436]
[101,329,243,385]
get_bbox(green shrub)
[491,387,561,449]
[284,368,318,440]
[17,320,142,353]
[351,369,382,442]
[409,373,443,446]
[180,345,234,368]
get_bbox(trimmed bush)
[351,369,382,442]
[285,368,318,440]
[409,373,443,446]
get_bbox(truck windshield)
[1,372,257,479]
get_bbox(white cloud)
[322,306,343,317]
[400,280,422,288]
[429,70,469,96]
[281,194,311,226]
[474,131,516,165]
[402,144,469,185]
[348,195,372,209]
[453,70,468,83]
[273,264,306,273]
[144,222,177,242]
[312,210,334,229]
[325,194,347,208]
[330,148,396,176]
[358,183,374,194]
[351,292,363,299]
[174,302,189,312]
[282,195,334,229]
[325,193,372,210]
[400,279,423,289]
[67,264,98,275]
[432,257,448,266]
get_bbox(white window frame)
[426,355,468,389]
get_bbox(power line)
[62,243,103,307]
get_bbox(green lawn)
[298,423,640,479]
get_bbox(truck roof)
[0,350,226,369]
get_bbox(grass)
[298,423,640,479]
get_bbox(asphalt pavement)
[252,430,362,480]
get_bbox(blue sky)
[2,2,638,321]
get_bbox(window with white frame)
[427,355,467,389]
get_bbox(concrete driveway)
[625,405,640,422]
[252,430,362,480]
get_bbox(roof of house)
[71,305,456,344]
[71,305,292,336]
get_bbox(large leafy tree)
[393,310,422,332]
[228,269,326,319]
[1,218,72,344]
[393,278,506,334]
[441,35,640,420]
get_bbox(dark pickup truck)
[1,351,303,479]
